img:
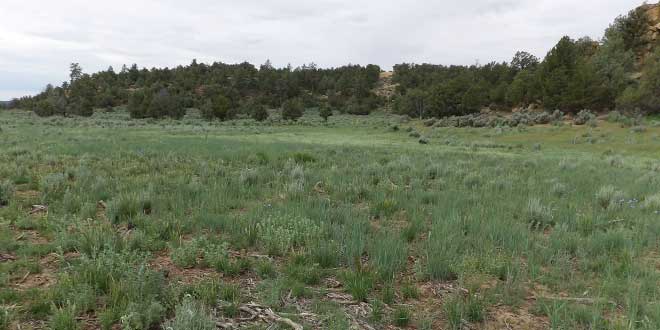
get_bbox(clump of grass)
[107,193,152,224]
[371,198,398,219]
[342,270,375,302]
[370,232,407,280]
[50,304,78,330]
[0,181,14,207]
[0,307,13,330]
[401,281,421,300]
[444,294,486,329]
[551,182,569,197]
[558,158,577,170]
[381,285,396,305]
[256,214,322,256]
[525,198,554,230]
[164,295,215,330]
[392,306,412,327]
[463,173,482,188]
[631,125,647,133]
[238,168,259,186]
[595,185,624,210]
[292,152,317,164]
[642,193,660,211]
[171,241,200,269]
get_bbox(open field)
[1,109,660,330]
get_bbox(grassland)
[1,109,660,330]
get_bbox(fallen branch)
[264,308,303,330]
[216,321,235,329]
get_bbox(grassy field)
[1,109,660,330]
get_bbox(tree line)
[7,6,660,120]
[10,61,382,121]
[392,6,660,118]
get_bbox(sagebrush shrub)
[256,214,322,255]
[595,185,624,210]
[164,296,215,330]
[643,193,660,211]
[525,198,554,229]
[171,241,200,268]
[573,110,595,125]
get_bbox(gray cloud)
[0,0,645,99]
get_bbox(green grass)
[0,108,659,329]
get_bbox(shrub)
[631,125,647,133]
[595,185,624,210]
[281,98,304,121]
[171,241,200,269]
[256,214,322,256]
[573,110,595,125]
[238,168,259,186]
[642,193,660,210]
[164,296,215,330]
[525,198,554,230]
[120,301,166,330]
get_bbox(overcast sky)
[0,0,646,99]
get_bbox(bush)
[201,95,232,121]
[643,193,660,210]
[164,296,215,330]
[171,241,200,268]
[595,185,624,210]
[525,198,554,229]
[573,110,595,125]
[281,98,304,121]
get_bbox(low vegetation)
[0,108,659,329]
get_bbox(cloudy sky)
[0,0,645,99]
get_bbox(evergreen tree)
[282,98,304,121]
[319,104,333,122]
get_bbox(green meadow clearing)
[1,109,660,330]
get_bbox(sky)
[0,0,647,100]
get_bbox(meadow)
[1,108,660,330]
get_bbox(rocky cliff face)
[638,3,660,64]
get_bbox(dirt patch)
[149,251,220,284]
[11,272,56,290]
[14,229,49,244]
[484,305,549,330]
[14,189,40,200]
